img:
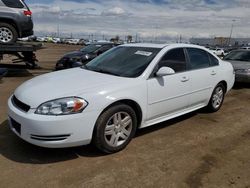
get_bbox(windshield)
[224,51,250,62]
[80,44,103,53]
[83,46,161,78]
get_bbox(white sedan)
[8,44,235,153]
[210,48,225,56]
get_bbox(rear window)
[208,53,219,66]
[2,0,25,8]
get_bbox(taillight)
[23,10,32,16]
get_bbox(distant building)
[190,37,250,47]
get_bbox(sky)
[26,0,250,41]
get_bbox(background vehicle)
[224,49,250,83]
[210,48,225,56]
[36,37,46,42]
[8,44,235,153]
[51,37,61,44]
[0,0,33,43]
[67,39,82,45]
[56,42,116,70]
[240,47,250,50]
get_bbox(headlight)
[35,97,88,115]
[85,54,89,59]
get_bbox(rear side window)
[158,48,187,73]
[187,48,210,70]
[208,53,219,66]
[2,0,24,8]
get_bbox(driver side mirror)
[156,67,175,77]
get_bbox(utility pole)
[179,34,182,43]
[228,19,236,46]
[57,24,60,38]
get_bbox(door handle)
[181,76,189,82]
[211,71,216,75]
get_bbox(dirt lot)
[0,43,249,188]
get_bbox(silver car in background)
[224,49,250,83]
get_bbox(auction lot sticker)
[135,51,153,56]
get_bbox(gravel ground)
[0,43,249,188]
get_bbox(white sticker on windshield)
[135,51,153,57]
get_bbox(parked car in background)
[67,39,80,45]
[240,47,250,50]
[51,37,61,44]
[210,48,225,56]
[36,37,46,42]
[8,44,235,153]
[0,0,33,43]
[224,49,250,83]
[56,42,116,70]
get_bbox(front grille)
[10,118,21,135]
[30,134,70,141]
[12,95,30,112]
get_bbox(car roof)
[121,43,208,49]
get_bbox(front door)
[147,48,191,122]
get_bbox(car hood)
[14,68,129,108]
[228,60,250,69]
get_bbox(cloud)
[101,7,126,16]
[27,0,250,40]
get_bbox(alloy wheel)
[104,112,133,147]
[0,27,13,43]
[212,86,224,109]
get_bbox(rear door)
[185,48,220,107]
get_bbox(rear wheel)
[207,83,225,112]
[93,104,137,153]
[0,23,18,44]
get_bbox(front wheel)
[93,104,137,153]
[206,83,225,112]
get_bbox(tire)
[93,103,137,153]
[206,83,225,112]
[0,23,18,44]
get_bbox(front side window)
[187,48,210,70]
[84,46,161,78]
[2,0,24,8]
[158,48,187,73]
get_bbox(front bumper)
[8,96,99,148]
[235,73,250,83]
[55,58,72,70]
